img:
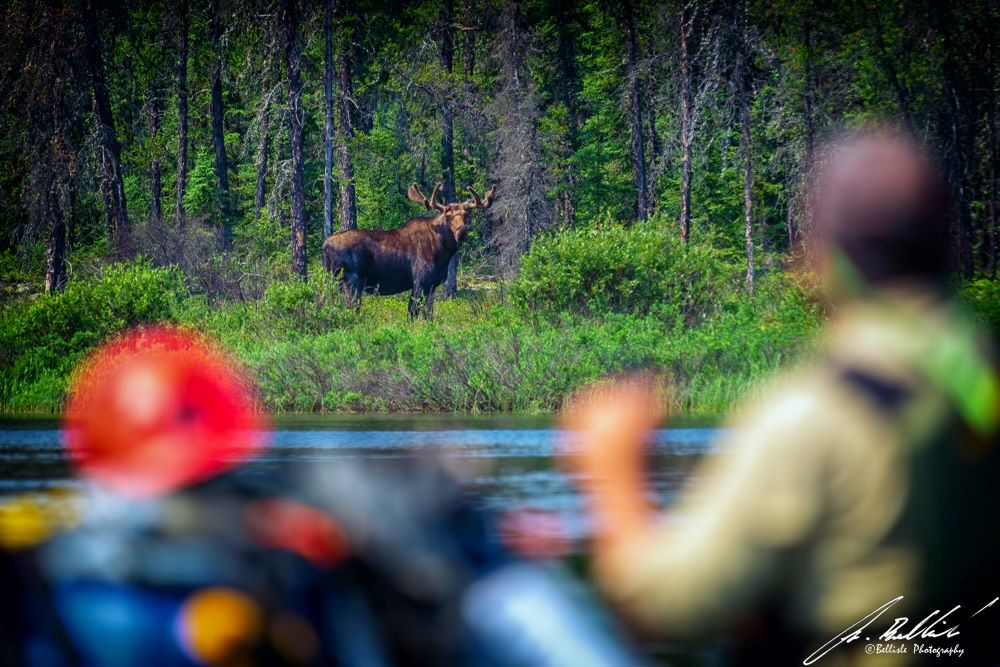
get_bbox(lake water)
[0,414,723,544]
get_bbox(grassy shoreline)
[17,222,964,417]
[5,258,998,417]
[0,267,823,415]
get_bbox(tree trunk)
[83,0,129,257]
[149,83,163,231]
[988,38,998,278]
[254,91,272,220]
[45,188,67,295]
[283,0,308,278]
[442,0,458,297]
[872,5,915,136]
[210,0,233,249]
[644,39,660,213]
[555,6,579,227]
[789,19,816,249]
[740,74,755,293]
[463,0,475,77]
[785,175,797,251]
[623,0,648,221]
[935,8,975,278]
[492,0,546,273]
[678,2,693,243]
[176,0,189,229]
[802,20,816,170]
[68,183,78,249]
[323,0,335,240]
[101,179,114,247]
[334,0,358,231]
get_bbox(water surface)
[0,414,724,541]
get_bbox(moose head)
[407,181,496,243]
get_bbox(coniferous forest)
[1,0,999,413]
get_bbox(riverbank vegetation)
[1,0,997,413]
[0,221,826,413]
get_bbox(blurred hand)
[561,377,664,489]
[561,377,666,585]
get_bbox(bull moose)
[322,182,496,319]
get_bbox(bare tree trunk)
[45,187,67,294]
[334,0,358,231]
[463,0,475,77]
[644,39,660,213]
[623,0,648,221]
[678,2,693,243]
[176,0,189,229]
[442,0,459,297]
[323,0,335,240]
[83,0,129,257]
[254,90,272,220]
[68,183,78,249]
[741,78,755,293]
[283,0,307,278]
[785,175,797,251]
[789,19,816,249]
[101,179,114,246]
[802,20,816,169]
[988,37,998,278]
[149,84,163,230]
[872,5,915,136]
[491,0,547,274]
[555,4,579,227]
[210,0,233,249]
[935,7,975,278]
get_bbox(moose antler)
[463,185,497,210]
[407,182,446,211]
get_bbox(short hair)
[810,128,951,284]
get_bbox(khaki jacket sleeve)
[603,383,835,637]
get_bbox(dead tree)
[283,0,307,278]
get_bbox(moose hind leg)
[343,273,363,309]
[408,286,423,320]
[422,287,436,321]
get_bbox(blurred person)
[565,129,1000,666]
[1,327,645,667]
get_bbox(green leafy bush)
[510,219,743,322]
[0,262,187,411]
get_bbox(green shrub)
[178,272,358,343]
[0,262,187,411]
[0,248,41,284]
[510,219,743,322]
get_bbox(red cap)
[64,327,270,498]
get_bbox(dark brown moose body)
[322,182,495,319]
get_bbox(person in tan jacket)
[566,130,1000,666]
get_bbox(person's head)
[810,128,951,293]
[64,327,270,498]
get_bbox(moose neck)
[432,216,462,250]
